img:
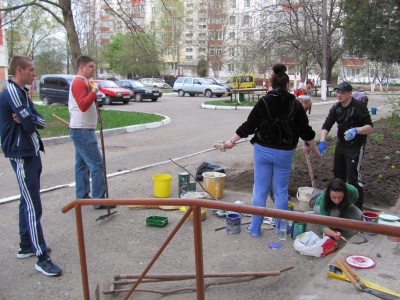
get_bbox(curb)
[42,114,171,147]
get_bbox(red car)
[90,80,133,105]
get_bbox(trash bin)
[239,93,245,102]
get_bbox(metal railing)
[62,198,400,300]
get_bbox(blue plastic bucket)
[371,107,377,115]
[226,213,241,234]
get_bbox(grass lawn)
[36,105,164,138]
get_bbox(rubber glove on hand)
[318,141,326,155]
[344,128,357,141]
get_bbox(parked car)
[158,75,178,88]
[172,77,227,97]
[204,77,234,95]
[39,74,104,106]
[138,78,171,89]
[115,80,162,102]
[90,79,133,105]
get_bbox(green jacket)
[315,183,359,230]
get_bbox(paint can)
[291,221,307,239]
[178,172,190,198]
[189,181,196,191]
[226,213,241,234]
[362,211,379,236]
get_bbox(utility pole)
[321,0,327,100]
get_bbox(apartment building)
[98,0,274,80]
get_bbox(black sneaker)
[17,247,52,259]
[35,257,62,276]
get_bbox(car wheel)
[216,94,223,97]
[189,93,195,97]
[123,99,129,104]
[135,93,143,102]
[105,95,112,105]
[42,95,50,105]
[178,90,185,97]
[151,98,158,102]
[205,89,213,98]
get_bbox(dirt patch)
[225,118,400,210]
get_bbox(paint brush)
[340,235,349,242]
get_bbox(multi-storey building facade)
[98,0,274,80]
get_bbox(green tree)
[197,58,207,77]
[34,39,66,76]
[342,0,400,64]
[105,33,161,77]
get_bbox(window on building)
[101,32,110,39]
[165,46,176,56]
[198,33,206,38]
[229,16,235,25]
[199,24,206,29]
[231,0,236,8]
[228,48,235,56]
[186,48,193,52]
[244,0,250,7]
[210,47,215,55]
[243,15,250,24]
[215,46,222,55]
[150,21,155,30]
[229,32,235,40]
[185,55,193,60]
[212,31,223,40]
[228,64,235,72]
[199,47,206,53]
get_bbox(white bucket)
[296,187,313,211]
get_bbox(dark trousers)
[333,143,365,210]
[11,155,48,257]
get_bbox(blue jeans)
[248,143,295,237]
[69,129,105,204]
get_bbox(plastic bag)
[196,160,225,181]
[309,188,323,208]
[293,231,337,257]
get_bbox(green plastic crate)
[146,216,168,227]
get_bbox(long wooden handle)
[52,114,70,126]
[305,154,316,188]
[341,260,362,282]
[336,258,363,291]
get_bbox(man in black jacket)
[318,82,373,210]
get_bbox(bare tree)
[1,0,82,71]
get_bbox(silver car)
[173,77,227,97]
[138,78,171,89]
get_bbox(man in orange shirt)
[68,56,114,209]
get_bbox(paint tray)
[146,216,168,227]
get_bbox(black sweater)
[236,90,315,150]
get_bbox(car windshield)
[131,81,145,88]
[200,79,213,84]
[212,78,223,84]
[99,80,118,88]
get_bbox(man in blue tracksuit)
[0,56,62,276]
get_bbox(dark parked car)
[204,77,234,95]
[39,74,104,106]
[158,75,178,88]
[115,80,162,102]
